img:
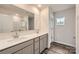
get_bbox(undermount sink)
[6,34,34,43]
[7,38,19,42]
[7,36,27,42]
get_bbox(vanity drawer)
[0,40,33,54]
[15,44,33,54]
[40,34,47,40]
[35,37,39,42]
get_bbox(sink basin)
[7,36,27,43]
[7,38,19,42]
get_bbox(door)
[54,7,75,47]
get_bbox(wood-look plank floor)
[43,42,75,54]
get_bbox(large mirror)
[0,4,34,33]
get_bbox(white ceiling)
[0,4,75,15]
[0,4,33,17]
[30,4,75,12]
[47,4,75,12]
[28,4,47,10]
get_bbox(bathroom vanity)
[0,33,48,54]
[0,5,48,54]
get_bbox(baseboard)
[53,41,75,48]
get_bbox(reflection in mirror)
[0,5,34,33]
[28,16,34,30]
[0,14,13,33]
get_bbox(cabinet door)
[15,44,33,54]
[43,38,46,49]
[35,49,39,54]
[43,37,48,49]
[34,37,40,54]
[40,39,44,53]
[35,41,39,50]
[0,40,33,54]
[35,41,39,54]
[40,34,48,53]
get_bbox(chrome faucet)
[36,29,39,33]
[13,31,19,38]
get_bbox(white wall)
[40,7,49,47]
[48,7,55,48]
[54,7,76,47]
[76,5,79,53]
[40,7,49,32]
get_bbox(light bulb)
[37,4,42,7]
[13,15,20,22]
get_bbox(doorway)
[53,7,76,47]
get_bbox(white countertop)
[0,32,48,51]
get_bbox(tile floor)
[43,42,75,54]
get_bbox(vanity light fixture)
[13,14,20,22]
[37,4,42,7]
[2,14,8,16]
[15,14,19,16]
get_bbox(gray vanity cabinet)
[0,40,33,54]
[14,40,33,54]
[0,33,48,54]
[15,44,33,54]
[34,37,40,54]
[40,34,48,53]
[43,35,48,49]
[40,38,44,53]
